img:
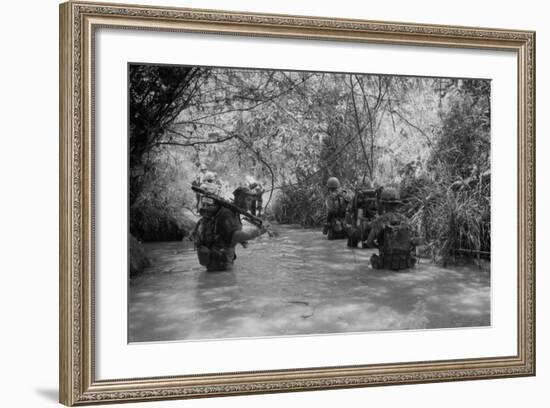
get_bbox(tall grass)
[403,171,490,264]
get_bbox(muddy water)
[129,224,490,342]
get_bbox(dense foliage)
[129,64,491,263]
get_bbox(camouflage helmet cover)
[326,177,340,189]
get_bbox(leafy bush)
[272,183,326,227]
[129,234,151,277]
[130,149,198,241]
[130,202,186,242]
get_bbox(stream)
[129,224,490,342]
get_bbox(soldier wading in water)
[345,179,380,248]
[193,186,269,272]
[366,187,417,271]
[323,177,350,240]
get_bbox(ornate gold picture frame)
[59,1,535,405]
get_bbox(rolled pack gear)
[197,172,221,215]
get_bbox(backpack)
[193,210,221,267]
[381,220,412,254]
[194,215,217,247]
[328,192,348,217]
[374,218,415,270]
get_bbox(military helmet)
[379,187,401,203]
[199,164,208,172]
[204,171,216,182]
[326,177,340,189]
[233,186,255,197]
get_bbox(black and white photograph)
[128,63,491,343]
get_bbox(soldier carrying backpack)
[365,187,417,271]
[193,186,269,272]
[345,178,381,248]
[323,177,350,240]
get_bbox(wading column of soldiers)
[191,166,416,272]
[323,176,417,271]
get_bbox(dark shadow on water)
[197,269,238,290]
[34,388,58,402]
[358,264,490,328]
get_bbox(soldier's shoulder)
[388,211,409,223]
[216,207,241,226]
[370,214,386,226]
[375,212,405,224]
[217,206,234,215]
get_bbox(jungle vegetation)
[129,64,490,263]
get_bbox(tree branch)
[390,109,434,149]
[155,136,235,148]
[349,76,372,179]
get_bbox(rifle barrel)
[191,185,263,227]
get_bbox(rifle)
[191,185,275,237]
